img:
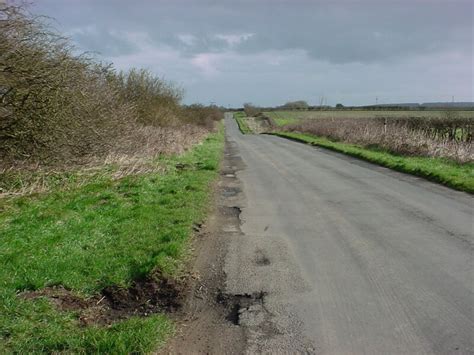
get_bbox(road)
[222,113,474,354]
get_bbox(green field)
[265,110,474,126]
[0,128,224,353]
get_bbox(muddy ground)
[20,269,183,327]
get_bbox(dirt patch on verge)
[161,137,247,354]
[19,269,183,326]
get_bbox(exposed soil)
[161,137,247,354]
[19,269,183,326]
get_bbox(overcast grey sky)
[33,0,473,107]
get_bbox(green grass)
[270,132,474,194]
[264,110,474,122]
[234,112,252,134]
[0,127,224,353]
[263,111,299,126]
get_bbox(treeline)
[239,101,474,112]
[0,4,222,167]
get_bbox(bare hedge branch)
[0,3,223,169]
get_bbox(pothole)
[216,291,267,325]
[222,187,241,197]
[255,250,271,266]
[220,206,241,218]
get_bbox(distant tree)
[336,103,344,108]
[281,100,309,110]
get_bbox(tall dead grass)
[283,115,473,163]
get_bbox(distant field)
[265,110,474,126]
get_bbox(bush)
[0,4,220,169]
[243,103,261,117]
[0,5,131,163]
[113,69,183,126]
[182,104,224,129]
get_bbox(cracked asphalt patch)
[222,114,314,354]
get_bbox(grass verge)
[263,112,299,127]
[234,112,252,134]
[270,132,474,193]
[0,127,224,353]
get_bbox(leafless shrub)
[113,68,184,126]
[283,115,473,163]
[0,3,219,170]
[0,4,132,164]
[243,103,262,117]
[0,3,222,195]
[181,104,223,129]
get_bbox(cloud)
[46,0,472,65]
[177,34,197,46]
[32,0,473,106]
[214,33,254,46]
[190,52,222,76]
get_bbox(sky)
[32,0,473,107]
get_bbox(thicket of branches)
[0,4,222,168]
[243,103,262,117]
[283,115,473,163]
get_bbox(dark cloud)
[36,0,472,63]
[32,0,473,106]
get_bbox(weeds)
[281,115,472,163]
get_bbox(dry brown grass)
[0,124,209,197]
[283,116,473,163]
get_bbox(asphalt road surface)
[222,113,473,354]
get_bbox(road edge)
[266,132,473,194]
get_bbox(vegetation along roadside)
[1,3,225,353]
[234,112,253,134]
[270,131,473,193]
[0,127,224,353]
